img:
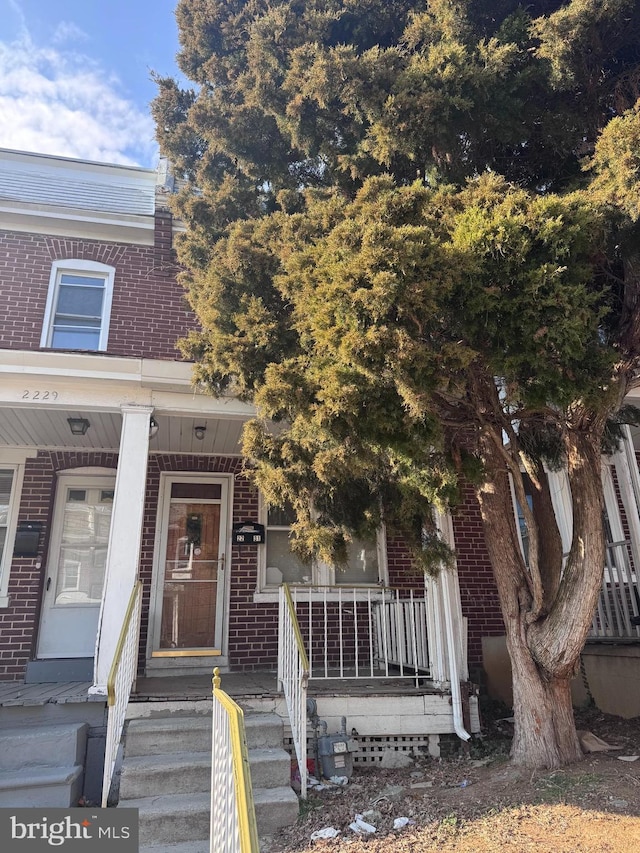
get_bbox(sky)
[0,0,184,168]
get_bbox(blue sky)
[0,0,184,167]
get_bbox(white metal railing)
[211,668,259,853]
[277,584,309,799]
[288,585,431,682]
[101,580,142,808]
[591,539,640,639]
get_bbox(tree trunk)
[474,423,605,768]
[507,620,582,767]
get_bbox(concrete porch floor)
[133,671,443,702]
[0,671,441,708]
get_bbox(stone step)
[243,714,287,750]
[124,716,211,758]
[119,792,210,847]
[253,786,300,837]
[140,837,272,853]
[119,711,297,846]
[122,786,299,847]
[0,723,88,771]
[121,746,291,800]
[125,713,284,757]
[140,843,210,853]
[119,752,211,800]
[0,765,83,808]
[247,748,292,790]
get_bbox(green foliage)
[588,104,640,222]
[156,0,640,575]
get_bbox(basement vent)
[284,733,435,764]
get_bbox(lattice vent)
[283,734,433,764]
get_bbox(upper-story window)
[40,260,115,351]
[262,501,387,589]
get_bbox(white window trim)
[40,259,115,351]
[254,494,388,601]
[0,450,29,608]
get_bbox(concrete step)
[140,843,209,853]
[0,722,88,771]
[120,746,291,800]
[119,752,211,799]
[140,836,272,853]
[0,765,83,808]
[123,785,299,847]
[120,792,210,847]
[125,712,284,757]
[253,786,299,836]
[120,711,297,846]
[125,716,211,757]
[140,838,272,853]
[244,714,287,750]
[248,748,292,789]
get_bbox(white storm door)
[37,475,115,659]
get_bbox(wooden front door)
[152,478,228,656]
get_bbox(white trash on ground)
[349,814,377,834]
[310,827,341,841]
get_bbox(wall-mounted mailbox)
[13,522,43,557]
[232,522,265,545]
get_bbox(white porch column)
[611,431,640,575]
[90,404,153,694]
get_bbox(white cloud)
[0,33,158,166]
[52,21,90,46]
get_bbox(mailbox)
[232,522,265,545]
[13,522,43,557]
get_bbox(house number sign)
[232,522,265,545]
[21,390,59,401]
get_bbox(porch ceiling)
[0,407,244,455]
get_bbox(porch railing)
[288,585,431,681]
[277,584,309,799]
[591,539,640,639]
[101,580,143,808]
[211,668,259,853]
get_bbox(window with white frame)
[262,501,386,589]
[0,459,26,608]
[40,260,115,351]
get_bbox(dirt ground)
[265,705,640,852]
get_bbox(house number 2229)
[22,390,59,400]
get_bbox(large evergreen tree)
[154,0,640,768]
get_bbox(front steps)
[0,722,87,807]
[118,712,298,850]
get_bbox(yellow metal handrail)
[282,583,310,673]
[211,668,259,853]
[101,580,143,807]
[106,580,143,706]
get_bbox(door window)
[54,486,113,605]
[159,495,223,649]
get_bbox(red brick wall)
[0,451,118,681]
[0,451,273,680]
[0,447,504,681]
[138,454,279,672]
[0,220,197,360]
[453,484,504,670]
